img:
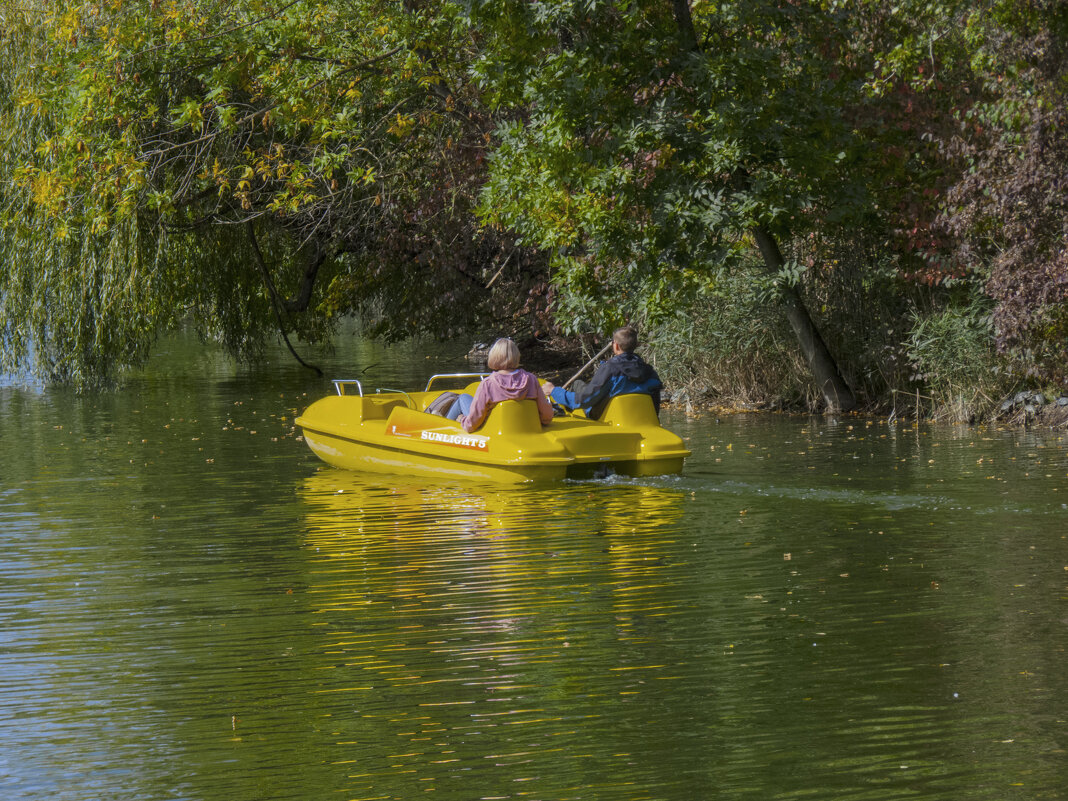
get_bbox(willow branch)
[246,219,323,375]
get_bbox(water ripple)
[1,386,1065,800]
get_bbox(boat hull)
[300,425,572,483]
[296,386,689,483]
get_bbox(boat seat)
[479,399,545,435]
[599,393,660,427]
[361,397,408,420]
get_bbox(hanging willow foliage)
[0,0,536,385]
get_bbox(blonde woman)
[446,338,554,433]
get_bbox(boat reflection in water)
[298,468,687,616]
[295,469,691,796]
[299,467,686,554]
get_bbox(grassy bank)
[633,264,1067,427]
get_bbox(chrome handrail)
[332,379,364,396]
[424,372,489,391]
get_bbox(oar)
[563,341,613,389]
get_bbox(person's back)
[447,338,554,432]
[542,327,661,419]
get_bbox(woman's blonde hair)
[487,338,521,371]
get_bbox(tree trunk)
[753,226,857,412]
[673,0,698,51]
[283,243,327,313]
[670,1,855,411]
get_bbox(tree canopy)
[2,0,1067,409]
[1,0,543,383]
[472,0,1068,397]
[473,0,896,409]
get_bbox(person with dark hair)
[446,338,554,432]
[541,327,662,419]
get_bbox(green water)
[1,335,1065,801]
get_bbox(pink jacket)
[462,369,554,432]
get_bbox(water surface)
[1,335,1065,800]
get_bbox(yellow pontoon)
[296,374,690,483]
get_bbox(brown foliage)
[937,26,1068,381]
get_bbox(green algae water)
[1,334,1065,801]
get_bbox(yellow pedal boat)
[296,374,691,483]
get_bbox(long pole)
[563,342,613,389]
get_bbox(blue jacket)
[550,352,662,419]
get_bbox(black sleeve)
[573,362,614,410]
